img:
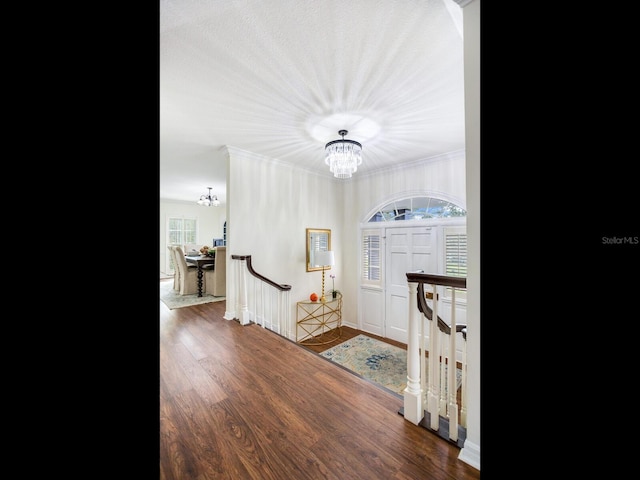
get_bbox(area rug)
[160,281,225,309]
[320,334,461,395]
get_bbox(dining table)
[185,255,215,297]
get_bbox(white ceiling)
[160,0,467,204]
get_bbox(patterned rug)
[160,281,225,309]
[320,334,461,395]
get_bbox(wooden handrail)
[406,272,466,289]
[406,272,467,336]
[231,255,292,291]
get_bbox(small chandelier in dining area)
[325,129,362,179]
[197,187,220,207]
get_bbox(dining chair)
[183,243,200,256]
[168,246,180,291]
[204,246,226,296]
[174,245,201,295]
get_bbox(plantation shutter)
[443,226,467,300]
[362,229,381,286]
[445,229,467,277]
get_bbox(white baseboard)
[458,439,480,471]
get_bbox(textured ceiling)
[160,0,466,204]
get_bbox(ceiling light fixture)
[197,187,220,207]
[324,129,362,179]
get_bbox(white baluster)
[428,283,440,431]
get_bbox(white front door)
[385,226,436,343]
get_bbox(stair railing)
[231,255,293,338]
[403,272,467,444]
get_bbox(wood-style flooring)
[160,280,480,479]
[298,325,407,355]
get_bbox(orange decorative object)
[309,292,318,302]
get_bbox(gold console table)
[296,293,342,345]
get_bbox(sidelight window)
[361,229,381,286]
[443,225,467,300]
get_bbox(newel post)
[404,280,423,424]
[237,257,250,325]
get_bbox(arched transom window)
[367,196,466,222]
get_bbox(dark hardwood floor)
[298,325,408,354]
[160,281,480,479]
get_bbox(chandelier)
[324,129,362,179]
[197,187,220,207]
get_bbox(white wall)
[159,199,227,275]
[225,146,342,323]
